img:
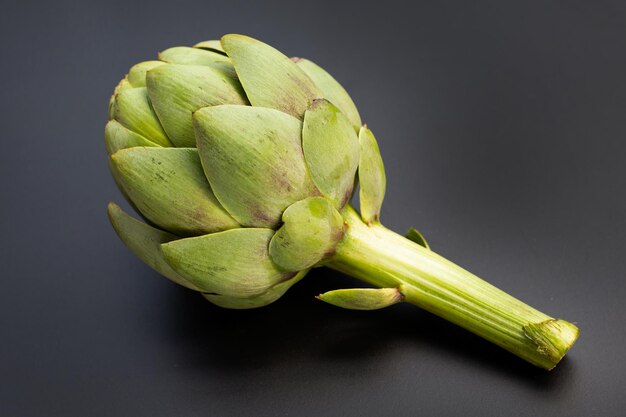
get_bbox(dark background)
[1,1,625,416]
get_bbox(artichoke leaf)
[146,64,248,147]
[406,227,430,250]
[302,99,360,208]
[221,34,320,119]
[112,87,172,147]
[269,197,344,272]
[317,288,403,310]
[158,46,236,78]
[194,105,318,228]
[203,269,309,309]
[294,58,361,130]
[358,126,386,224]
[107,202,201,291]
[104,120,161,154]
[108,77,133,120]
[110,147,239,236]
[127,61,165,87]
[193,40,226,54]
[161,228,294,298]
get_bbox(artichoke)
[106,34,578,370]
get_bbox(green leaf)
[221,34,320,119]
[302,99,360,208]
[294,58,361,130]
[405,227,430,250]
[127,61,165,87]
[110,147,239,236]
[269,197,344,271]
[203,269,308,309]
[158,46,236,78]
[108,77,132,120]
[317,288,403,310]
[194,105,318,228]
[107,202,201,291]
[193,40,226,54]
[112,87,172,147]
[146,64,248,147]
[104,120,161,154]
[161,228,294,297]
[358,126,386,223]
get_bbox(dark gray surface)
[1,1,625,416]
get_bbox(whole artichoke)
[106,34,578,370]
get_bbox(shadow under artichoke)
[154,267,575,392]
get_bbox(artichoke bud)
[317,288,403,310]
[269,197,345,271]
[106,34,383,308]
[146,64,248,147]
[103,35,580,371]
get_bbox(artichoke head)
[106,34,386,309]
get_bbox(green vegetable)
[106,34,578,370]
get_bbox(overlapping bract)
[106,34,387,308]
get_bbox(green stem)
[325,206,579,370]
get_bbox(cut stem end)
[523,319,580,370]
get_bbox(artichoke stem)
[325,206,579,370]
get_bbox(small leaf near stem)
[406,227,430,249]
[317,287,403,310]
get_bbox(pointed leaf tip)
[295,58,361,130]
[221,34,319,119]
[107,202,201,291]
